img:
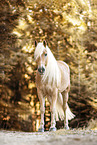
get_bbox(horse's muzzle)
[38,66,45,75]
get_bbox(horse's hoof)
[38,128,44,132]
[49,127,57,132]
[64,126,69,130]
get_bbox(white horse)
[34,41,75,132]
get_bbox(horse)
[34,40,75,132]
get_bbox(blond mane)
[34,42,61,87]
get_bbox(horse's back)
[57,60,70,92]
[57,61,70,73]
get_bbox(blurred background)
[0,0,97,132]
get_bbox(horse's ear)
[43,40,47,47]
[35,40,37,47]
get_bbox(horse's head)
[34,41,48,75]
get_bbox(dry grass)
[87,119,97,130]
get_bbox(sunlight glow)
[13,29,22,37]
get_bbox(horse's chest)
[41,85,54,96]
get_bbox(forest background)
[0,0,97,132]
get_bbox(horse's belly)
[58,75,70,92]
[57,61,70,92]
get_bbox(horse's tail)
[55,93,75,121]
[66,104,75,120]
[55,93,64,121]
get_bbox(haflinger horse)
[34,41,75,132]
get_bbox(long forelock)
[34,42,45,60]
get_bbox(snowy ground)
[0,129,97,145]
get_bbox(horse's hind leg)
[62,90,69,130]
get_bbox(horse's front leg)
[49,89,58,131]
[37,88,45,132]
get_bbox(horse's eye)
[45,53,47,57]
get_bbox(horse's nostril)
[38,67,45,74]
[42,67,45,72]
